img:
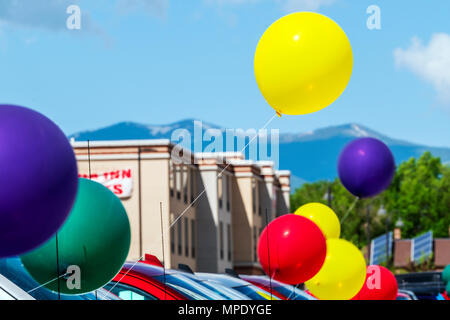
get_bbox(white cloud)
[116,0,169,19]
[204,0,259,5]
[0,0,102,34]
[205,0,335,11]
[394,33,450,105]
[279,0,336,12]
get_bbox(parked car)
[0,273,35,300]
[194,273,280,300]
[396,290,418,300]
[0,257,119,300]
[176,265,250,300]
[104,258,224,300]
[396,272,446,300]
[239,274,316,300]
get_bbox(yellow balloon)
[295,203,340,239]
[254,12,353,116]
[306,239,366,300]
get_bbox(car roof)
[397,289,418,299]
[195,272,252,288]
[121,263,225,300]
[174,270,251,300]
[122,261,175,278]
[239,275,284,288]
[0,257,102,300]
[0,274,34,300]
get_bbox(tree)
[383,152,450,239]
[290,152,450,248]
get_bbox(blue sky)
[0,0,449,147]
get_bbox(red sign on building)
[79,169,133,198]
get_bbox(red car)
[103,255,223,300]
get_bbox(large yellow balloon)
[306,239,366,300]
[295,203,340,239]
[254,12,353,116]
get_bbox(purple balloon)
[0,105,78,257]
[338,137,395,198]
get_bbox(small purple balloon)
[338,137,395,198]
[0,105,78,257]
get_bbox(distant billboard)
[411,231,433,263]
[79,169,133,199]
[370,232,393,265]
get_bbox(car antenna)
[160,202,167,300]
[178,264,194,274]
[88,140,98,301]
[265,208,273,300]
[55,232,61,301]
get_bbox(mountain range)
[69,120,450,191]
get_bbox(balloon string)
[55,232,61,301]
[27,272,69,293]
[160,202,167,301]
[286,283,300,300]
[265,209,273,300]
[87,140,92,179]
[340,197,359,224]
[88,141,96,300]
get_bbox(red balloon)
[257,214,327,285]
[352,265,398,300]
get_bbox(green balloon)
[447,282,450,294]
[21,178,131,294]
[443,264,450,284]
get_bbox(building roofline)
[275,170,291,177]
[71,139,172,148]
[194,151,245,160]
[71,139,290,178]
[228,159,255,166]
[255,160,275,167]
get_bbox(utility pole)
[327,183,332,208]
[385,214,390,267]
[366,204,371,263]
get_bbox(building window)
[227,224,232,262]
[191,220,196,258]
[176,165,181,200]
[226,175,231,212]
[219,221,224,260]
[258,182,263,216]
[170,222,175,254]
[185,218,189,257]
[252,178,256,214]
[253,226,257,262]
[169,160,174,197]
[190,168,195,203]
[183,165,188,204]
[218,175,223,209]
[178,219,182,255]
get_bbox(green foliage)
[290,152,450,249]
[383,152,450,239]
[406,253,434,272]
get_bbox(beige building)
[72,139,290,274]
